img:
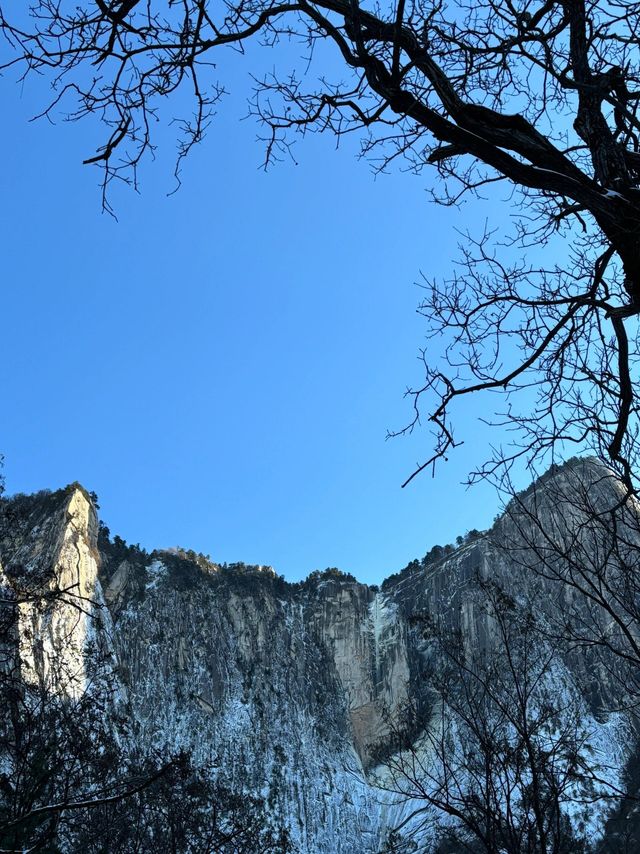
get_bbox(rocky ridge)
[0,459,636,852]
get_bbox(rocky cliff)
[0,459,637,852]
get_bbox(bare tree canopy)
[377,582,612,854]
[3,0,640,486]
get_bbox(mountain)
[0,459,637,852]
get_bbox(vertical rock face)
[0,487,116,701]
[303,578,410,764]
[0,460,636,852]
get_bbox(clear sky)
[0,40,517,585]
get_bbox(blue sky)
[1,41,514,584]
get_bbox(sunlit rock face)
[0,488,118,702]
[0,460,636,852]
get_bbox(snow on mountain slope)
[0,460,636,852]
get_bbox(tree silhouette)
[374,579,621,853]
[4,9,640,848]
[3,0,640,486]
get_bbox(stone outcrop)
[0,460,636,852]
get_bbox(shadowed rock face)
[0,460,636,852]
